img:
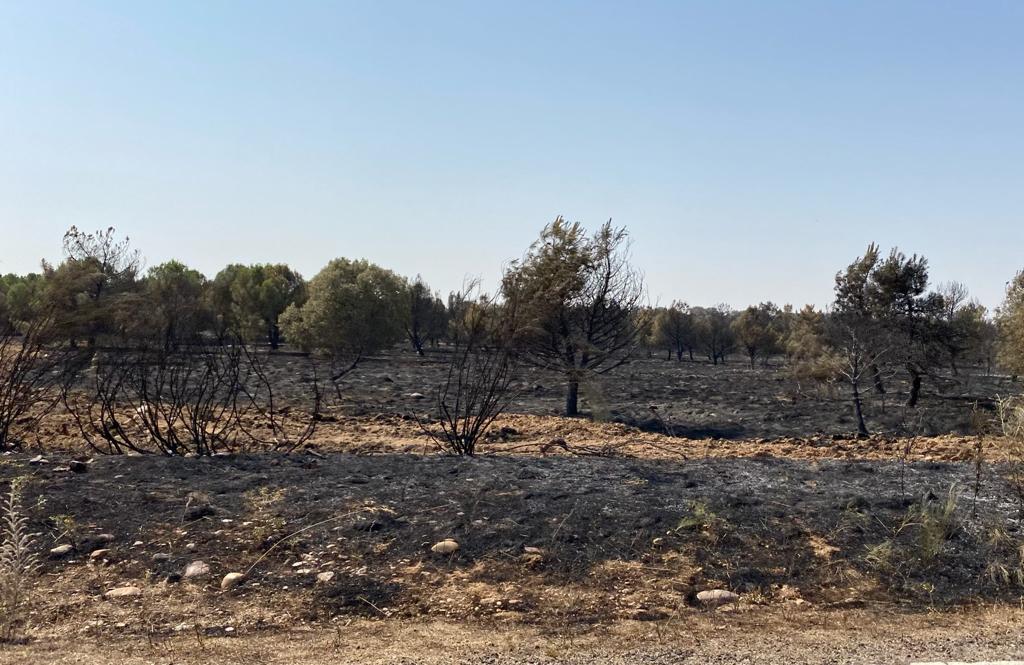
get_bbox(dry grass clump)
[997,396,1024,517]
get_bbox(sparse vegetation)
[0,224,1021,652]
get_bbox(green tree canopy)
[280,258,406,377]
[503,218,646,416]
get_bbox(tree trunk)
[565,379,579,417]
[870,363,886,394]
[688,348,694,361]
[907,366,922,407]
[852,379,869,437]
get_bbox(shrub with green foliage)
[280,258,406,382]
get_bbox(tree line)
[1,221,1023,452]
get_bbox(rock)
[185,542,197,552]
[105,586,142,599]
[69,460,89,473]
[431,539,460,554]
[29,455,47,465]
[49,544,74,558]
[652,537,665,546]
[407,392,426,400]
[696,589,739,606]
[182,560,211,580]
[95,533,114,544]
[90,549,111,560]
[316,571,335,584]
[220,572,245,590]
[523,546,543,555]
[152,553,171,562]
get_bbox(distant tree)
[0,274,44,331]
[866,247,945,406]
[772,304,796,361]
[934,281,986,376]
[405,276,447,355]
[977,314,1000,376]
[830,244,895,437]
[693,305,735,365]
[997,270,1024,377]
[209,264,305,348]
[502,218,646,417]
[731,302,779,368]
[653,301,696,361]
[280,258,406,388]
[135,261,209,349]
[784,305,841,393]
[42,227,141,348]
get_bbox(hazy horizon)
[2,1,1022,309]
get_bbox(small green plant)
[863,540,896,572]
[913,487,960,564]
[244,487,287,548]
[862,487,960,584]
[0,479,40,643]
[674,500,718,533]
[47,513,78,549]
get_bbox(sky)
[1,1,1022,309]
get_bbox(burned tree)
[424,286,519,456]
[503,218,646,417]
[65,338,245,456]
[830,245,896,437]
[0,314,77,450]
[404,276,447,356]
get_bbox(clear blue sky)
[1,1,1021,309]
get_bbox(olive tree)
[502,218,646,417]
[280,258,406,390]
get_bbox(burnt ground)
[3,349,1024,662]
[320,350,1014,440]
[2,451,1023,637]
[26,349,1020,455]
